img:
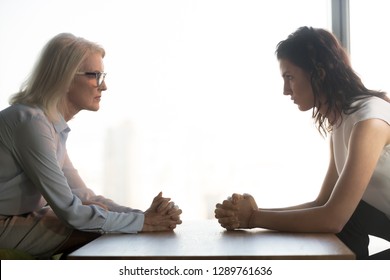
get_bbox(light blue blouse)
[0,104,144,233]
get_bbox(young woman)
[215,26,390,259]
[0,33,182,259]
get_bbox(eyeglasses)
[76,71,107,87]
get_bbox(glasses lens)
[97,73,106,87]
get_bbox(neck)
[316,94,341,124]
[317,103,340,126]
[62,105,79,122]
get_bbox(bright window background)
[349,0,390,253]
[0,0,331,220]
[350,0,390,96]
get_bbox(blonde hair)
[10,33,105,121]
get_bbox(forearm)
[260,200,320,212]
[91,195,143,213]
[250,206,342,233]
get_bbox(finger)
[171,218,182,225]
[157,200,173,213]
[217,216,239,227]
[221,200,239,210]
[220,221,240,230]
[215,203,223,209]
[219,220,240,230]
[168,206,181,214]
[148,197,171,213]
[214,207,236,219]
[217,217,239,230]
[217,215,238,223]
[170,214,182,221]
[215,204,237,215]
[243,193,258,209]
[168,207,182,216]
[149,192,164,209]
[162,219,182,228]
[243,193,253,199]
[153,192,163,201]
[169,219,183,229]
[216,202,237,213]
[232,193,244,204]
[154,211,183,224]
[153,192,172,205]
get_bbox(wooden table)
[67,219,355,260]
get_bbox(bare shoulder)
[353,118,390,146]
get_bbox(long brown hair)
[276,26,388,136]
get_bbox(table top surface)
[67,219,355,260]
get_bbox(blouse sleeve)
[62,152,143,214]
[13,116,144,233]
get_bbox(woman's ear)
[316,64,326,81]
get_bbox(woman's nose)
[99,80,107,91]
[283,82,291,95]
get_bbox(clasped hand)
[214,193,258,230]
[142,192,182,232]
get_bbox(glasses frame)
[76,71,107,87]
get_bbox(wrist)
[248,209,258,228]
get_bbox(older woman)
[0,33,182,259]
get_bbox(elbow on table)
[315,221,344,234]
[320,214,348,234]
[326,223,344,234]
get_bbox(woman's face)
[279,58,314,112]
[66,52,107,120]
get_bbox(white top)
[332,96,390,218]
[0,104,144,233]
